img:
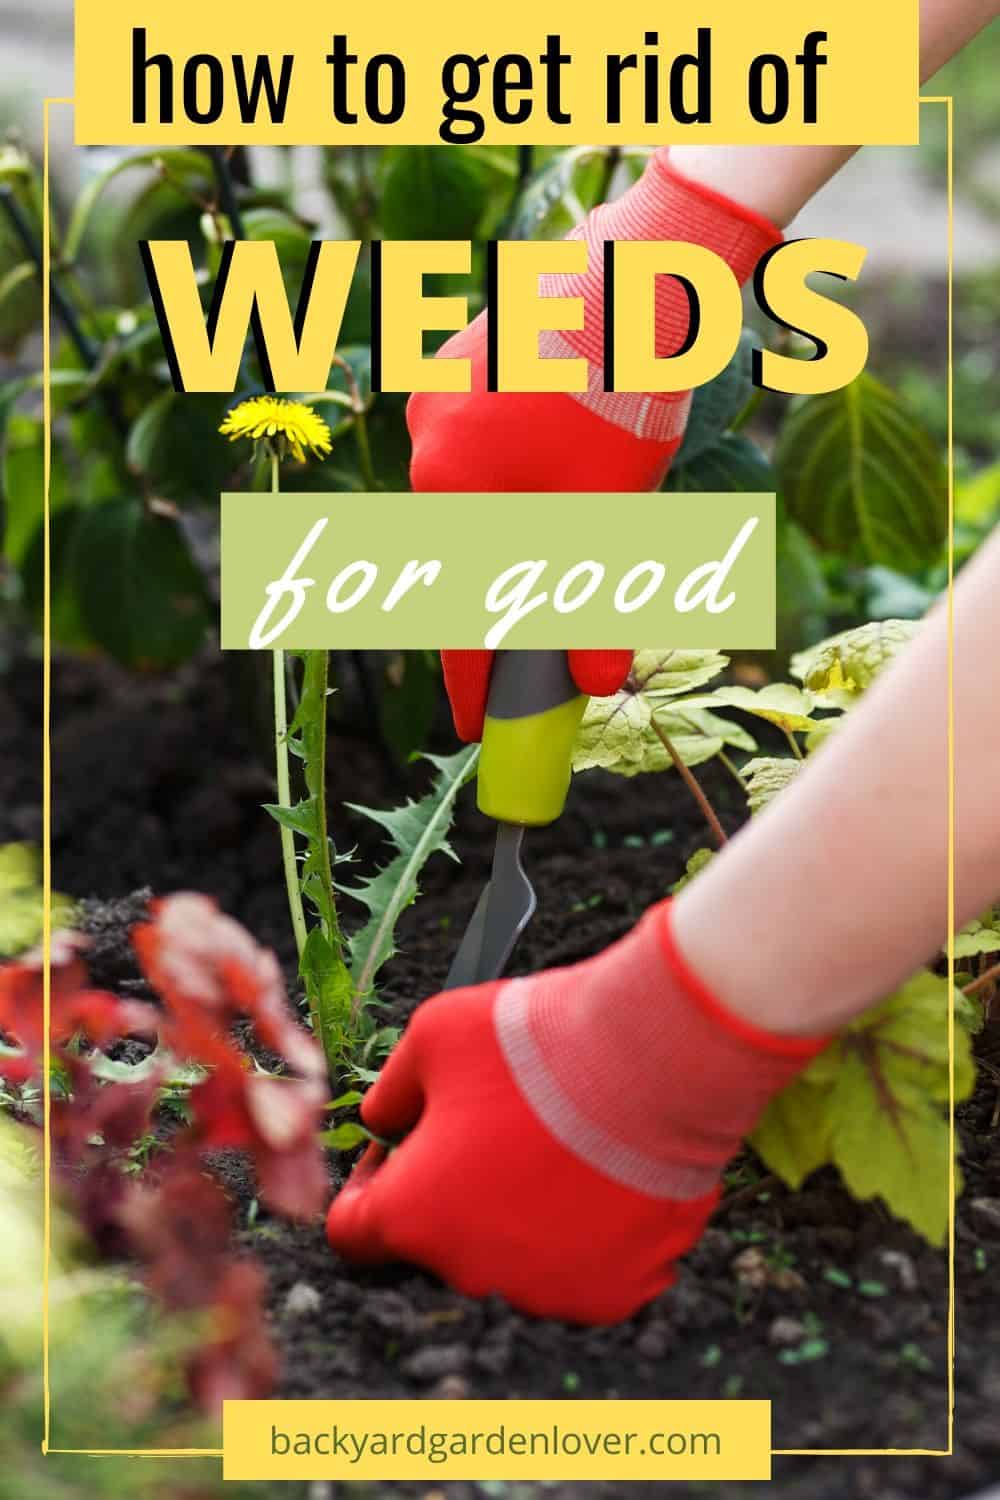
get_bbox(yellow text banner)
[223,1399,772,1481]
[74,0,918,145]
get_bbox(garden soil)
[3,646,999,1500]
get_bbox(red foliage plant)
[0,893,330,1411]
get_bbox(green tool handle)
[476,651,586,827]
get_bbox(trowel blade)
[443,822,536,989]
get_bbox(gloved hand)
[441,648,632,743]
[407,150,781,495]
[326,899,827,1324]
[412,152,780,741]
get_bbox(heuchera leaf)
[953,917,1000,960]
[684,683,820,734]
[791,619,918,701]
[751,971,974,1245]
[345,746,479,999]
[670,847,714,894]
[742,756,803,814]
[573,649,731,776]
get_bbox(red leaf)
[187,1260,277,1413]
[134,894,330,1219]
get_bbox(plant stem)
[651,717,729,849]
[0,185,127,438]
[964,959,1000,998]
[332,353,378,490]
[717,748,749,792]
[270,450,308,960]
[719,1172,779,1213]
[597,145,623,205]
[302,649,341,952]
[352,405,377,491]
[730,386,765,434]
[208,146,247,239]
[782,727,806,761]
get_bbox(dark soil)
[4,644,1000,1500]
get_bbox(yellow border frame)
[39,97,955,1463]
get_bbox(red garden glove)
[407,150,781,495]
[410,151,781,742]
[326,900,827,1324]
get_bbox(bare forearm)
[675,526,1000,1034]
[669,0,999,226]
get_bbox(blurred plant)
[0,893,330,1412]
[0,842,75,957]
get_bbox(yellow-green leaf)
[742,756,802,813]
[953,917,1000,960]
[752,970,974,1247]
[791,619,918,700]
[631,648,730,696]
[573,668,750,778]
[684,683,819,733]
[0,844,75,958]
[670,847,714,894]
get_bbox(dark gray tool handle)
[485,649,579,720]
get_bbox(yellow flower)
[219,396,333,464]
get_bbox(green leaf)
[1,413,71,568]
[775,521,837,645]
[0,844,75,958]
[68,499,210,668]
[262,799,321,841]
[126,390,235,504]
[955,461,1000,525]
[953,917,1000,960]
[378,651,440,766]
[775,373,947,571]
[21,507,97,652]
[329,1089,364,1110]
[319,1121,371,1151]
[670,847,714,894]
[379,147,489,240]
[749,1074,832,1189]
[742,756,803,814]
[665,432,776,494]
[863,565,936,623]
[300,926,354,1078]
[752,971,975,1245]
[346,746,480,999]
[573,650,731,777]
[632,648,730,695]
[673,332,756,464]
[509,146,610,240]
[684,683,819,734]
[65,147,214,260]
[0,165,42,356]
[791,619,918,701]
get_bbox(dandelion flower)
[219,396,333,464]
